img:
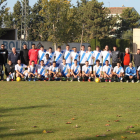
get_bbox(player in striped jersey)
[92,59,103,81]
[36,60,48,81]
[49,61,59,80]
[82,61,92,82]
[103,60,113,82]
[15,59,27,80]
[113,61,124,82]
[59,59,70,81]
[71,59,81,82]
[28,61,38,81]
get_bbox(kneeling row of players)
[5,58,138,83]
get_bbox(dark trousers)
[80,64,85,73]
[0,73,4,80]
[124,65,129,72]
[125,75,136,81]
[89,65,93,73]
[112,63,117,68]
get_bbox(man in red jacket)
[28,44,40,65]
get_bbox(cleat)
[109,79,111,82]
[105,79,108,82]
[78,79,80,82]
[126,80,129,83]
[88,79,91,82]
[137,80,139,83]
[131,80,134,83]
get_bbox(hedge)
[89,38,130,52]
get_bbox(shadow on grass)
[71,128,140,140]
[0,104,54,113]
[0,129,46,138]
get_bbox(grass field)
[1,81,140,140]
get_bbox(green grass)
[1,81,140,140]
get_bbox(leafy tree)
[13,0,22,39]
[0,0,9,37]
[28,0,48,41]
[3,12,14,28]
[39,0,80,49]
[76,0,117,44]
[121,8,140,31]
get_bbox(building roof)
[108,7,133,15]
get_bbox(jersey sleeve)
[78,66,81,71]
[82,66,85,72]
[100,67,103,71]
[28,67,30,72]
[103,66,105,72]
[137,66,140,71]
[90,66,92,72]
[113,67,116,73]
[49,66,52,71]
[71,65,74,70]
[23,64,27,68]
[15,65,17,71]
[121,68,124,73]
[93,66,95,71]
[56,67,58,72]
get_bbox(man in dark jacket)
[20,44,29,65]
[5,60,15,81]
[112,45,120,68]
[0,44,8,69]
[134,49,140,69]
[8,47,20,65]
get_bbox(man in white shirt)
[49,61,59,80]
[15,59,27,80]
[38,45,46,64]
[43,54,52,67]
[59,59,70,81]
[28,61,38,81]
[71,59,81,82]
[113,61,124,82]
[46,47,55,64]
[93,46,102,65]
[86,45,94,73]
[103,60,113,82]
[82,61,92,82]
[80,45,87,73]
[54,46,64,67]
[101,45,112,66]
[92,59,103,81]
[36,60,48,81]
[71,47,79,65]
[64,45,72,68]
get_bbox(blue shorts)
[96,74,100,78]
[62,73,67,77]
[74,72,78,75]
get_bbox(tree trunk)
[53,23,57,51]
[80,23,84,48]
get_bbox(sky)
[6,0,140,14]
